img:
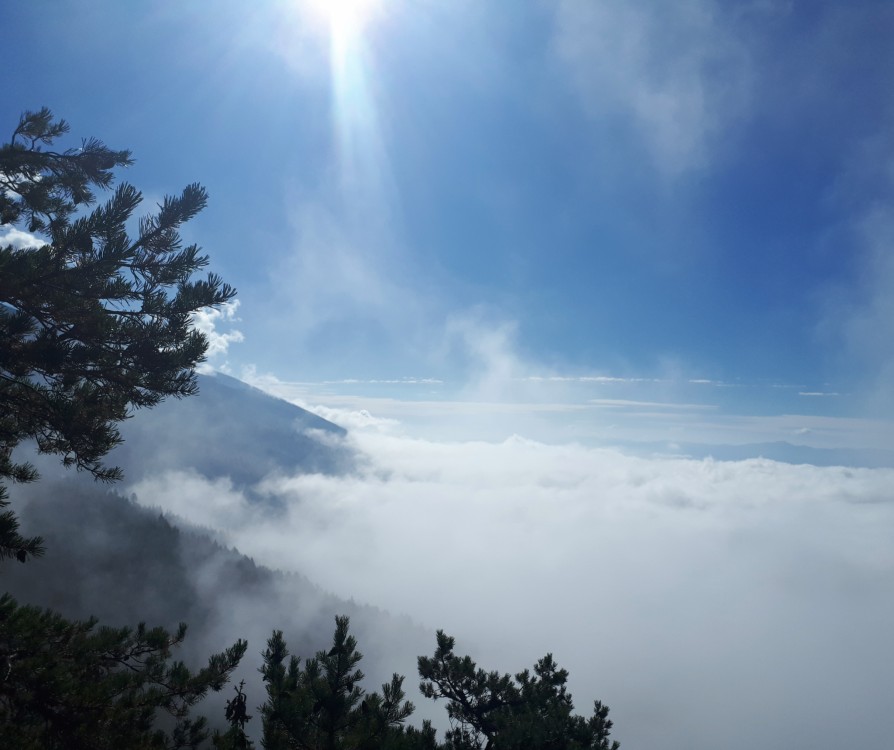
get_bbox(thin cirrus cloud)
[255,191,443,375]
[550,0,754,176]
[828,204,894,415]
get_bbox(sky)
[5,2,894,748]
[4,0,894,453]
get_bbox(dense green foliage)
[260,616,418,750]
[0,594,246,749]
[0,107,235,561]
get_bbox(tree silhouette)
[0,594,246,749]
[260,616,415,750]
[0,107,235,561]
[418,631,620,750]
[0,107,244,747]
[259,618,620,750]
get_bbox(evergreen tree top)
[0,107,235,562]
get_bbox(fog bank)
[131,428,894,750]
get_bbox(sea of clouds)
[130,412,894,750]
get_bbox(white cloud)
[443,312,528,399]
[309,405,399,433]
[551,0,754,176]
[190,300,244,365]
[0,225,43,249]
[131,469,254,531]
[244,362,891,452]
[131,428,894,750]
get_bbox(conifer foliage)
[0,108,244,746]
[213,681,255,750]
[0,594,247,749]
[418,631,620,750]
[258,617,619,750]
[260,616,417,750]
[0,107,235,561]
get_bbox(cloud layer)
[131,423,894,750]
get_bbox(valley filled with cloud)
[118,377,894,750]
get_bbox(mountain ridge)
[112,372,356,490]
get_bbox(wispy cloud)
[323,378,444,385]
[244,366,890,456]
[255,190,444,377]
[550,0,754,176]
[832,205,894,410]
[820,122,894,417]
[588,398,716,410]
[273,200,399,331]
[525,375,665,384]
[191,299,244,365]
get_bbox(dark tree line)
[0,597,246,750]
[0,109,620,749]
[249,616,618,750]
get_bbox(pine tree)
[0,107,245,746]
[259,619,620,750]
[418,631,620,750]
[0,107,236,561]
[260,616,415,750]
[213,681,255,750]
[0,594,247,749]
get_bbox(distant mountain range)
[618,438,894,468]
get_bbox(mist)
[129,418,894,750]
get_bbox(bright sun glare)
[299,0,386,195]
[306,0,378,37]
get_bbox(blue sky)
[4,0,894,448]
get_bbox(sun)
[305,0,378,38]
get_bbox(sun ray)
[301,0,392,212]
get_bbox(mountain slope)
[4,479,433,732]
[113,372,355,488]
[2,373,431,735]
